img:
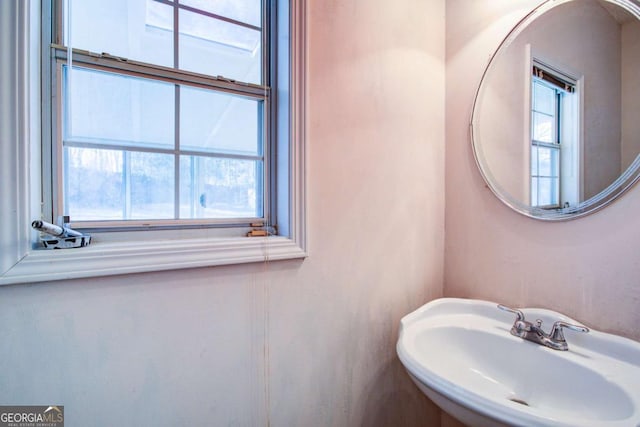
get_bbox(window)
[530,63,577,209]
[531,78,561,207]
[0,0,306,285]
[50,0,273,227]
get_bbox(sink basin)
[396,298,640,427]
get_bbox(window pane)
[65,66,175,149]
[531,146,539,175]
[179,156,262,219]
[537,177,559,206]
[180,86,262,156]
[179,9,261,84]
[180,0,262,28]
[64,148,175,221]
[531,177,539,206]
[537,146,559,177]
[130,152,175,219]
[68,0,173,67]
[532,112,554,143]
[65,147,124,220]
[533,81,555,114]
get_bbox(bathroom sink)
[397,298,640,427]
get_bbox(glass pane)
[179,9,261,84]
[531,177,539,206]
[179,156,262,219]
[130,151,175,219]
[65,66,175,149]
[537,146,559,177]
[533,81,555,114]
[552,148,559,176]
[68,0,173,67]
[180,86,262,155]
[551,177,559,204]
[65,147,124,220]
[64,148,175,221]
[532,112,554,143]
[180,0,262,28]
[531,146,538,176]
[538,177,558,206]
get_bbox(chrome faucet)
[497,304,589,351]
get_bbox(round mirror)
[471,0,640,220]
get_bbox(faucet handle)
[550,321,589,342]
[497,304,525,321]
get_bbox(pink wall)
[446,0,640,343]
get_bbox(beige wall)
[0,0,445,425]
[446,0,640,343]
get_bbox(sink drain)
[508,397,529,406]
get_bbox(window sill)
[0,236,307,285]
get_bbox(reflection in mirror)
[472,0,640,220]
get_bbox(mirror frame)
[471,0,640,220]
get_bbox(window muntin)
[51,0,273,228]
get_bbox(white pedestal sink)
[397,298,640,427]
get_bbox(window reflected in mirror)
[471,0,640,220]
[530,63,577,209]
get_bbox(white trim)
[0,236,306,285]
[0,0,31,276]
[288,0,307,254]
[0,0,307,286]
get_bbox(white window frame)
[0,0,306,286]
